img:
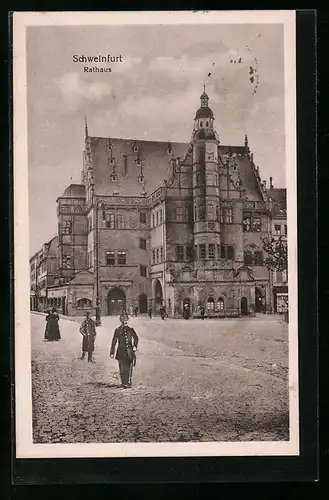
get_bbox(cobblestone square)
[31,313,289,443]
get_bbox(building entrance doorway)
[154,279,163,313]
[107,288,126,316]
[241,297,248,316]
[255,287,265,313]
[139,293,148,314]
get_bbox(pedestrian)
[45,307,61,341]
[134,306,138,317]
[183,304,190,320]
[44,310,51,340]
[110,312,139,389]
[200,306,205,320]
[148,305,152,319]
[79,311,97,362]
[160,305,165,320]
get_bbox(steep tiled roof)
[90,137,188,197]
[89,137,264,201]
[268,188,287,217]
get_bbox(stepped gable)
[219,145,264,201]
[89,137,189,197]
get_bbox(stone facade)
[31,90,287,318]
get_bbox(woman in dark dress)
[44,310,51,340]
[46,308,61,341]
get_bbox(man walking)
[148,305,152,319]
[110,312,139,389]
[79,311,97,362]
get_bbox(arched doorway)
[139,293,148,314]
[183,297,191,317]
[107,288,126,316]
[241,297,248,316]
[154,279,163,313]
[255,287,265,313]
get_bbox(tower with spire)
[192,88,221,261]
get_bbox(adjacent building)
[30,89,288,318]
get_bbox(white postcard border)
[13,10,298,459]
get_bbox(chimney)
[263,180,267,190]
[270,176,274,189]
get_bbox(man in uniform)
[110,312,139,389]
[79,311,97,362]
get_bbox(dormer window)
[200,121,203,127]
[138,173,144,184]
[109,157,115,165]
[110,173,117,183]
[136,159,142,167]
[133,144,139,153]
[206,121,209,127]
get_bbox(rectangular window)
[63,255,71,268]
[139,212,147,224]
[275,271,283,283]
[117,251,126,265]
[156,248,159,263]
[152,214,155,227]
[226,246,234,260]
[106,251,115,266]
[160,246,164,262]
[219,208,224,224]
[284,224,287,235]
[140,265,147,277]
[62,220,71,234]
[156,211,159,226]
[117,215,125,229]
[208,243,215,259]
[225,208,233,223]
[274,224,281,235]
[208,204,215,221]
[244,251,253,265]
[243,215,251,232]
[199,244,206,259]
[106,213,115,229]
[186,245,194,261]
[152,249,155,265]
[252,216,261,232]
[139,238,147,250]
[198,205,205,221]
[159,209,163,224]
[220,245,226,259]
[176,245,184,261]
[254,251,263,265]
[88,251,93,268]
[176,207,183,222]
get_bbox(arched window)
[207,297,215,311]
[217,297,224,310]
[76,298,92,309]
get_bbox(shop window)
[217,297,224,310]
[76,298,92,309]
[207,297,215,310]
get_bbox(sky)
[27,23,286,255]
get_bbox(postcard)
[13,10,298,458]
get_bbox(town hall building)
[32,89,284,318]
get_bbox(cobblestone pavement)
[31,313,289,443]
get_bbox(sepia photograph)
[13,10,298,458]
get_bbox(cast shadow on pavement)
[86,381,122,389]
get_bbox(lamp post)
[95,200,104,326]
